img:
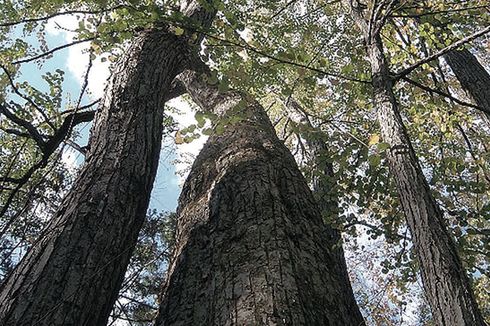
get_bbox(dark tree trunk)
[347,2,486,325]
[0,1,216,321]
[0,28,184,326]
[154,71,365,325]
[287,99,352,296]
[444,49,490,118]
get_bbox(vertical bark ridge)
[154,71,365,325]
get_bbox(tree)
[0,2,215,325]
[346,0,486,324]
[154,69,365,325]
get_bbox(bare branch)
[1,65,56,129]
[12,37,96,65]
[0,102,46,149]
[401,76,489,114]
[0,5,129,28]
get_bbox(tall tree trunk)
[287,99,352,295]
[444,49,490,118]
[0,4,215,324]
[347,2,486,325]
[154,70,365,325]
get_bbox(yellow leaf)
[175,131,184,144]
[174,27,185,36]
[368,134,380,146]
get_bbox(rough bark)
[154,71,365,326]
[347,2,486,325]
[444,49,490,118]
[0,2,216,323]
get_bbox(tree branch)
[394,25,490,80]
[204,33,371,84]
[12,37,96,65]
[0,5,130,27]
[401,76,489,114]
[0,102,46,149]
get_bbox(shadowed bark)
[154,70,365,326]
[444,49,490,119]
[287,99,352,292]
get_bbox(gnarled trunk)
[0,1,217,321]
[444,49,490,118]
[154,71,365,325]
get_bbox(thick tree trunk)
[0,1,217,321]
[444,49,490,118]
[0,28,185,326]
[154,71,365,325]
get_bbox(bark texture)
[347,2,486,325]
[444,49,490,118]
[154,71,365,326]
[0,28,187,326]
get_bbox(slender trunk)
[347,2,485,324]
[154,71,365,325]
[444,49,490,118]
[0,2,215,322]
[287,99,352,295]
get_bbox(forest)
[0,0,489,325]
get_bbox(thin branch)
[374,0,400,36]
[12,37,96,65]
[270,0,300,19]
[204,33,371,84]
[0,5,130,27]
[1,64,55,129]
[0,103,46,149]
[401,76,487,113]
[394,25,490,80]
[61,99,100,115]
[390,5,489,18]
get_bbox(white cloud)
[167,98,208,184]
[46,15,110,99]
